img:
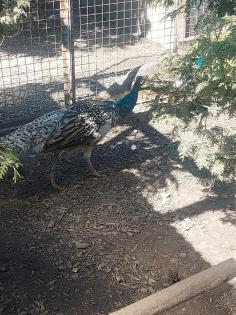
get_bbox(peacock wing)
[43,101,114,152]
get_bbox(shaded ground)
[1,4,235,314]
[0,103,235,315]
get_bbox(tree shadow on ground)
[0,84,235,314]
[0,63,139,123]
[0,95,233,228]
[0,66,140,130]
[0,82,63,130]
[0,164,234,315]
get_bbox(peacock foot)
[88,170,106,178]
[51,178,63,190]
[50,172,63,190]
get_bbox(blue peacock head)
[114,76,144,116]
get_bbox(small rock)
[72,267,79,273]
[48,220,55,228]
[157,235,164,240]
[115,275,123,283]
[131,144,137,150]
[47,280,56,287]
[97,262,106,271]
[229,245,236,251]
[170,258,178,264]
[148,278,156,284]
[58,265,64,271]
[179,252,187,258]
[74,241,90,249]
[140,287,148,293]
[161,254,170,259]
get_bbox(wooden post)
[60,0,75,106]
[109,258,236,315]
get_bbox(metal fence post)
[60,0,75,106]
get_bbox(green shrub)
[0,144,21,182]
[149,15,236,181]
[0,0,30,38]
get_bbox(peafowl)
[0,77,143,188]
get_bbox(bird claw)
[88,171,106,178]
[50,178,63,190]
[52,183,63,190]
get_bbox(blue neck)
[114,79,141,116]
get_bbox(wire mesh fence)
[73,0,176,100]
[0,0,202,125]
[0,0,64,127]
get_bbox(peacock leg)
[83,146,102,177]
[50,151,63,189]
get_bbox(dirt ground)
[0,8,235,314]
[0,100,235,315]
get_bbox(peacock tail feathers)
[1,108,67,154]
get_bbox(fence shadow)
[0,120,235,314]
[1,96,234,228]
[1,170,217,314]
[0,82,63,129]
[0,79,234,228]
[0,81,235,314]
[0,0,154,58]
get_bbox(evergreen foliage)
[146,14,236,181]
[0,0,30,38]
[185,0,235,17]
[0,0,29,182]
[156,0,236,17]
[0,144,21,182]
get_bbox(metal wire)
[0,0,203,122]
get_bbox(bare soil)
[1,11,235,315]
[0,103,235,315]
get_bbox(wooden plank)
[60,0,75,106]
[109,258,236,315]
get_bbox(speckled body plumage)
[44,100,119,153]
[2,108,67,154]
[2,100,119,155]
[1,77,143,188]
